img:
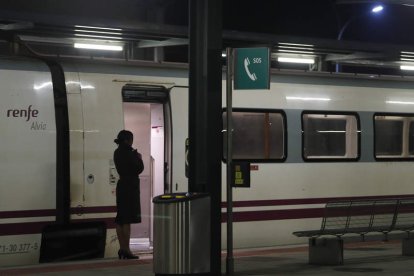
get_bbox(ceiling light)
[74,43,123,51]
[74,34,123,40]
[278,42,314,48]
[74,29,123,36]
[75,25,122,31]
[400,65,414,71]
[277,57,315,64]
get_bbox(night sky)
[169,0,414,45]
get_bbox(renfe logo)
[7,105,39,121]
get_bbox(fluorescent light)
[75,25,122,31]
[278,50,315,55]
[74,43,123,51]
[286,96,330,101]
[317,130,361,133]
[75,34,123,40]
[74,29,123,36]
[317,131,346,133]
[278,57,315,64]
[401,65,414,71]
[278,42,314,47]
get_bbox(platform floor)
[1,240,413,275]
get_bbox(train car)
[2,55,414,266]
[0,56,188,266]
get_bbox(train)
[2,55,414,267]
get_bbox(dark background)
[1,0,413,44]
[1,0,413,68]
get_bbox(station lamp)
[277,57,315,64]
[371,5,384,13]
[74,42,123,51]
[275,43,316,65]
[335,3,384,72]
[400,65,414,71]
[400,52,414,71]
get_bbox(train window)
[223,109,286,162]
[302,113,360,160]
[374,114,414,159]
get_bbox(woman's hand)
[133,149,142,159]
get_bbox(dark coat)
[113,143,144,225]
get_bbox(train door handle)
[87,174,95,184]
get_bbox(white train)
[1,55,414,267]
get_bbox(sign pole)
[226,47,234,275]
[224,47,269,275]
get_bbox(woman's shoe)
[124,250,139,259]
[118,249,139,259]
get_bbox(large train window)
[222,109,286,162]
[302,112,360,161]
[374,114,414,160]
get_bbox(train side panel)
[222,75,414,248]
[63,63,189,257]
[0,59,56,266]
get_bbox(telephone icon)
[244,57,257,81]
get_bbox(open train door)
[121,84,171,251]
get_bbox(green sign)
[234,47,270,90]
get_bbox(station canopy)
[1,0,414,77]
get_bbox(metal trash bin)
[153,193,210,275]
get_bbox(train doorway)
[121,85,171,251]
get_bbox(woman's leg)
[116,224,128,251]
[116,223,138,259]
[123,224,131,253]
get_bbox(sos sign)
[234,47,270,90]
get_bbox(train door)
[121,85,171,250]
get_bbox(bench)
[293,198,414,265]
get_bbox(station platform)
[1,240,413,275]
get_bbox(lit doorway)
[122,85,170,252]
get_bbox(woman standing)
[113,130,144,259]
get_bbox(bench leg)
[309,238,344,265]
[402,237,414,256]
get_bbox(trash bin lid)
[152,192,209,203]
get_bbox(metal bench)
[293,198,414,265]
